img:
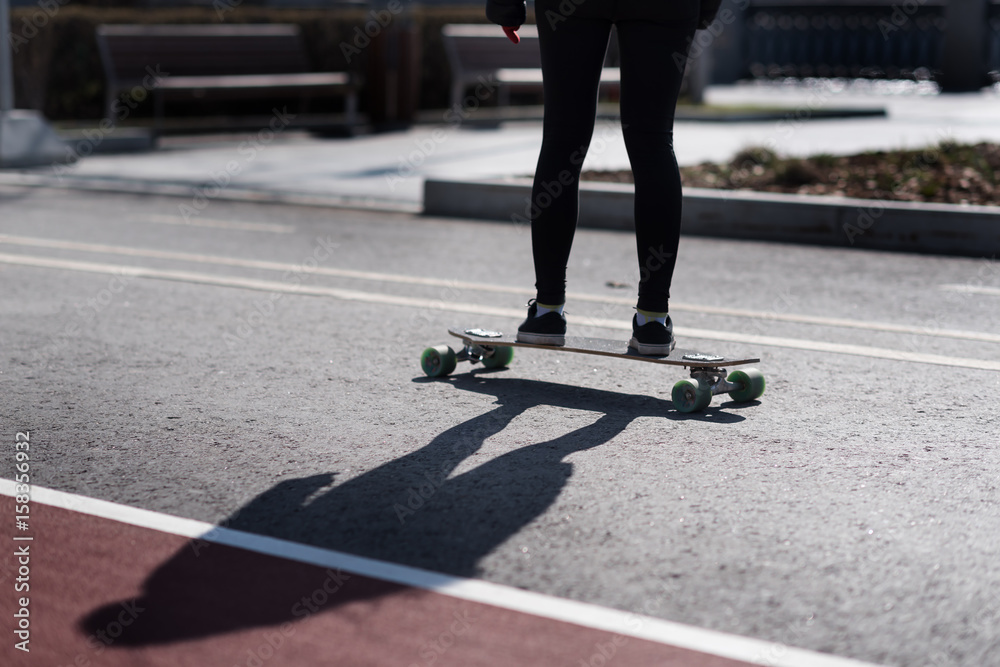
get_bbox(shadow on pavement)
[79,373,743,645]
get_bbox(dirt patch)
[582,141,1000,207]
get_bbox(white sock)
[535,302,564,317]
[636,309,667,326]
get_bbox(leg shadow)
[79,375,737,646]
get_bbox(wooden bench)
[442,24,620,109]
[95,24,360,133]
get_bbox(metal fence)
[990,8,1000,77]
[10,0,998,86]
[743,1,1000,82]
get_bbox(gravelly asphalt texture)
[2,185,999,667]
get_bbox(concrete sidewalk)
[2,80,1000,212]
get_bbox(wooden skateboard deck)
[448,328,759,368]
[420,327,766,413]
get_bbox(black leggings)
[530,4,697,313]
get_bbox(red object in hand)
[503,26,520,44]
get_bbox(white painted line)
[141,214,295,234]
[0,480,882,667]
[668,303,1000,345]
[675,326,1000,371]
[3,233,999,345]
[579,318,1000,372]
[0,233,486,290]
[1,479,212,539]
[0,251,518,315]
[939,284,1000,297]
[1,251,998,371]
[0,234,333,275]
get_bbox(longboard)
[420,327,765,413]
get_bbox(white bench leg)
[451,81,466,112]
[346,91,358,127]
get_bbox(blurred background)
[4,0,999,137]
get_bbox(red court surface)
[0,487,871,667]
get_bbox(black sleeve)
[486,0,527,27]
[699,0,723,26]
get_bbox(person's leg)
[615,19,697,315]
[529,4,614,308]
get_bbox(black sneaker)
[629,314,675,356]
[516,299,566,345]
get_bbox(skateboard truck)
[458,341,493,364]
[444,339,515,370]
[452,329,508,367]
[673,365,764,412]
[450,329,514,368]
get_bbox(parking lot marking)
[2,251,999,372]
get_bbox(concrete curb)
[0,172,421,214]
[423,178,1000,258]
[413,104,886,126]
[57,128,156,155]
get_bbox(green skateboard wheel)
[421,345,457,377]
[480,346,514,369]
[727,368,765,402]
[672,378,712,413]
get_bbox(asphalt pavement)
[1,180,999,666]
